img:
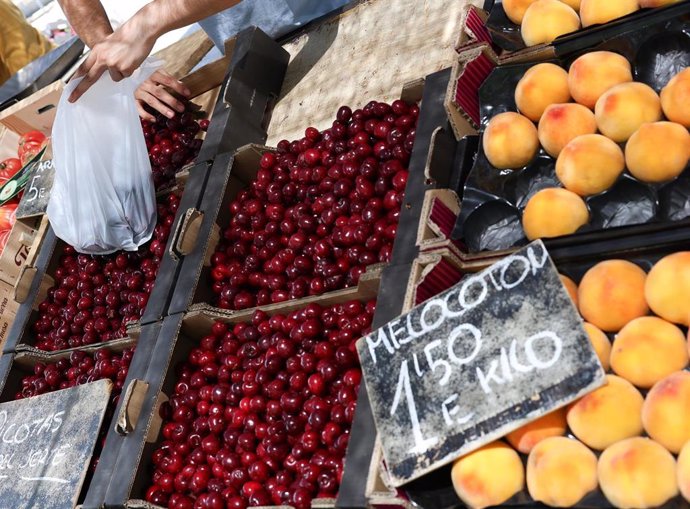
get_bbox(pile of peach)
[450,251,690,508]
[504,0,681,47]
[482,53,690,242]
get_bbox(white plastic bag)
[48,60,159,254]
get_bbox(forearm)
[130,0,241,40]
[58,0,112,47]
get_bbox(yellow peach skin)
[538,103,597,157]
[506,408,567,453]
[559,274,579,306]
[625,122,690,183]
[522,188,589,240]
[567,374,644,450]
[515,63,571,121]
[642,371,690,453]
[640,0,683,6]
[556,134,625,196]
[677,440,690,502]
[580,0,640,28]
[661,68,690,128]
[450,441,524,509]
[610,316,689,389]
[598,437,678,509]
[483,112,539,169]
[521,0,580,47]
[527,437,598,507]
[577,259,649,332]
[503,0,539,23]
[559,0,582,10]
[567,51,633,109]
[595,82,662,142]
[645,252,690,326]
[583,322,611,371]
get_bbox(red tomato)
[0,203,18,231]
[18,130,46,148]
[0,158,21,183]
[0,229,10,254]
[19,140,43,165]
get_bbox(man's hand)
[68,20,156,103]
[135,70,191,121]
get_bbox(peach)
[640,0,683,6]
[538,103,597,157]
[583,322,611,371]
[580,0,640,28]
[645,252,690,326]
[661,68,690,127]
[559,0,582,10]
[506,408,567,453]
[625,122,690,183]
[641,370,690,453]
[515,63,571,121]
[521,0,580,47]
[566,374,644,450]
[503,0,539,23]
[577,260,649,332]
[560,274,579,306]
[598,437,678,509]
[610,316,688,388]
[595,82,662,142]
[677,440,690,502]
[527,437,598,507]
[522,188,589,240]
[450,441,524,509]
[483,112,539,169]
[567,51,633,109]
[556,134,625,196]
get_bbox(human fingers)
[108,68,125,82]
[139,79,185,113]
[136,100,156,122]
[135,89,176,119]
[150,70,191,98]
[69,62,107,102]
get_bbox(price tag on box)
[357,240,605,486]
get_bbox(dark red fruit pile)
[211,100,418,310]
[16,347,135,475]
[145,300,374,509]
[32,194,180,351]
[142,106,208,190]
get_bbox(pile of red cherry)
[142,105,209,190]
[15,347,135,475]
[210,100,418,310]
[145,299,374,509]
[31,194,180,351]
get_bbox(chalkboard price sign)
[16,157,54,219]
[0,379,112,509]
[357,241,605,487]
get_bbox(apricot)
[580,0,640,28]
[559,0,581,10]
[506,408,567,454]
[567,374,644,450]
[560,274,578,306]
[598,437,678,509]
[527,437,598,507]
[521,0,580,47]
[645,252,690,326]
[640,0,683,6]
[556,134,625,196]
[515,63,571,121]
[538,103,597,157]
[567,51,633,109]
[577,260,649,332]
[522,188,589,240]
[661,68,690,128]
[583,322,611,371]
[677,440,690,502]
[610,316,688,388]
[503,0,539,23]
[483,112,539,169]
[450,441,524,509]
[595,82,662,142]
[642,370,690,453]
[625,122,690,183]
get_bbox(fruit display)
[458,53,690,252]
[141,104,208,191]
[499,0,681,48]
[143,299,374,509]
[209,100,417,310]
[29,193,180,351]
